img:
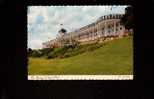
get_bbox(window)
[110,15,112,19]
[116,28,118,31]
[102,32,104,35]
[113,15,115,19]
[116,23,118,27]
[108,25,111,29]
[78,35,80,38]
[108,30,110,33]
[102,27,104,32]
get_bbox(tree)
[27,48,33,57]
[59,28,67,34]
[28,48,32,53]
[120,6,134,30]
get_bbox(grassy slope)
[28,36,133,75]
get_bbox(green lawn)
[28,36,133,75]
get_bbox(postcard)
[27,5,133,80]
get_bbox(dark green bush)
[30,50,42,57]
[40,48,54,56]
[46,46,70,59]
[29,42,104,59]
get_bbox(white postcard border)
[28,75,133,80]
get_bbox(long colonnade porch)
[43,14,129,48]
[72,19,125,43]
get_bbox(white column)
[91,27,93,40]
[90,28,91,40]
[99,22,102,37]
[121,26,125,36]
[102,22,104,37]
[69,32,71,45]
[93,24,95,40]
[102,23,104,37]
[104,22,107,37]
[90,27,91,41]
[92,26,93,40]
[98,23,100,38]
[96,23,98,38]
[114,21,116,36]
[98,22,101,38]
[96,23,99,38]
[90,27,92,41]
[118,22,120,37]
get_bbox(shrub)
[40,48,54,56]
[30,50,42,57]
[46,46,70,59]
[30,42,104,59]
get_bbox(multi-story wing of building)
[43,14,130,49]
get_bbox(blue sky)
[28,6,128,49]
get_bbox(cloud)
[28,39,43,49]
[28,6,128,49]
[28,6,49,24]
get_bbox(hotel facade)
[43,14,130,48]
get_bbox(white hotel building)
[43,14,129,48]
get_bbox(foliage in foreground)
[28,42,104,59]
